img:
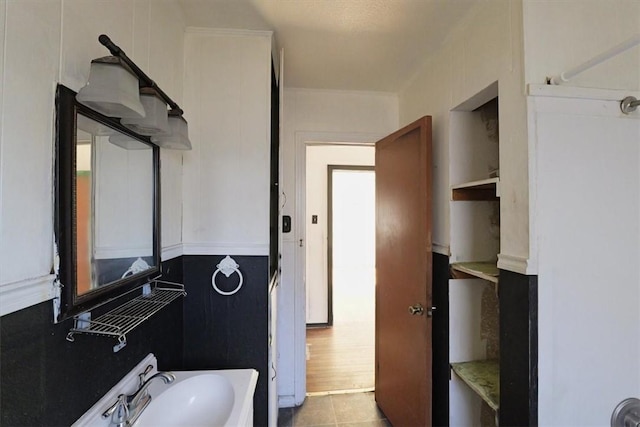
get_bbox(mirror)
[54,84,160,322]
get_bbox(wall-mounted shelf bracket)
[66,280,186,352]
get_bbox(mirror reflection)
[75,114,155,295]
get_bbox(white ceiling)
[178,0,479,92]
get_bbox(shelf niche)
[451,177,500,201]
[449,93,500,267]
[449,83,501,427]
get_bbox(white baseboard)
[161,243,184,261]
[432,242,450,257]
[0,274,55,317]
[159,242,272,261]
[182,242,269,256]
[497,253,537,275]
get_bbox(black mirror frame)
[54,84,161,323]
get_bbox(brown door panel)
[375,116,432,426]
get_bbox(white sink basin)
[135,374,235,426]
[72,353,258,427]
[136,369,258,427]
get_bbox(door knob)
[408,304,424,315]
[408,304,436,317]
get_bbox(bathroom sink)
[134,374,234,426]
[72,354,258,427]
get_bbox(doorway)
[291,135,383,405]
[328,166,375,327]
[304,145,375,324]
[303,145,375,394]
[306,166,376,394]
[290,124,431,418]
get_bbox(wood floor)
[306,265,375,393]
[306,321,375,393]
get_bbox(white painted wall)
[0,0,186,316]
[522,2,640,423]
[523,0,640,90]
[181,28,272,255]
[397,0,532,273]
[530,87,640,426]
[278,88,398,405]
[304,145,374,324]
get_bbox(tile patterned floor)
[278,392,391,427]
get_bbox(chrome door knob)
[408,304,436,317]
[408,304,425,315]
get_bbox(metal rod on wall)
[98,34,184,115]
[547,34,640,85]
[621,96,640,114]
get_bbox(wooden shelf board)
[451,359,500,411]
[451,262,499,283]
[451,177,499,190]
[451,178,499,201]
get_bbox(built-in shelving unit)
[449,84,501,426]
[451,360,500,411]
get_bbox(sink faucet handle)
[101,394,129,427]
[138,364,154,386]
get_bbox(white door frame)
[293,131,383,404]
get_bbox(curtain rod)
[547,34,640,85]
[98,34,184,115]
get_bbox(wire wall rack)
[66,280,186,352]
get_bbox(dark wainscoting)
[161,254,184,284]
[0,258,184,426]
[1,254,269,426]
[499,270,538,426]
[432,252,450,427]
[182,255,269,427]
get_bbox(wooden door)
[375,116,433,426]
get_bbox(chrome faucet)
[102,368,176,426]
[103,394,129,427]
[128,371,176,409]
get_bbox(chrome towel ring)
[211,256,244,296]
